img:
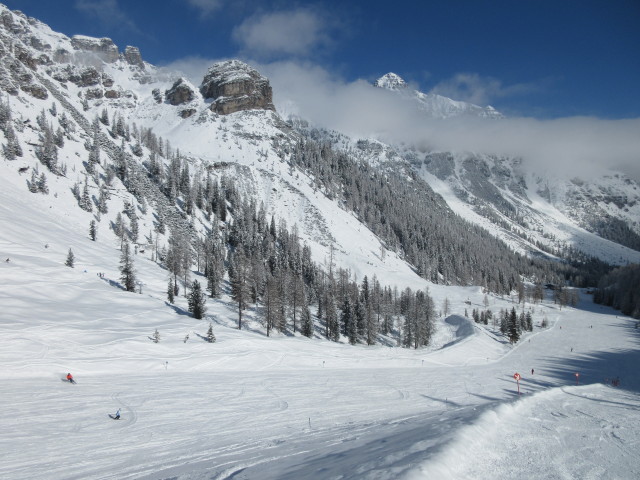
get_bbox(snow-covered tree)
[206,323,216,343]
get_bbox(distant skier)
[531,368,534,375]
[66,373,76,384]
[110,408,121,420]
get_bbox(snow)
[2,159,640,478]
[417,160,640,266]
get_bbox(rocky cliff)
[199,60,275,115]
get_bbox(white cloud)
[258,61,640,181]
[74,0,138,33]
[159,55,225,84]
[430,73,540,107]
[161,55,640,182]
[232,9,332,58]
[185,0,223,17]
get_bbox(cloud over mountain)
[232,8,335,59]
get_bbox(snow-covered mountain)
[366,72,640,265]
[2,5,640,479]
[0,0,638,296]
[374,72,503,119]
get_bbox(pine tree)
[525,311,533,331]
[130,213,139,243]
[89,220,97,241]
[229,249,251,330]
[340,298,352,337]
[152,329,160,343]
[97,185,109,214]
[188,280,206,319]
[206,323,216,343]
[301,303,313,338]
[114,212,124,238]
[37,172,49,194]
[119,240,136,292]
[508,307,520,343]
[29,169,39,193]
[81,178,92,212]
[65,248,75,268]
[167,278,175,304]
[326,294,340,342]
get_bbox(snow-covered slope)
[374,72,503,119]
[414,150,640,265]
[0,3,423,289]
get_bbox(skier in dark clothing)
[66,373,76,384]
[112,408,121,420]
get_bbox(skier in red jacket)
[66,373,76,384]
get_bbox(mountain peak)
[374,73,407,90]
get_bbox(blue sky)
[7,0,640,119]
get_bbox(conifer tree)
[229,249,250,330]
[97,185,109,214]
[89,220,97,241]
[65,248,75,268]
[167,278,175,304]
[188,280,206,319]
[152,329,160,343]
[119,240,136,292]
[29,169,39,193]
[508,307,520,343]
[130,213,139,243]
[206,323,216,343]
[301,303,313,338]
[81,178,92,212]
[37,172,49,194]
[340,298,352,337]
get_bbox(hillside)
[1,3,640,479]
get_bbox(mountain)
[0,1,637,309]
[368,73,640,265]
[374,72,503,119]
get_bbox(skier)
[531,368,534,375]
[66,373,76,384]
[113,408,121,420]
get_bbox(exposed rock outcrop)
[124,46,144,69]
[165,78,194,105]
[199,60,274,115]
[70,35,119,63]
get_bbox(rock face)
[71,35,119,63]
[165,78,194,105]
[124,46,144,69]
[199,60,274,115]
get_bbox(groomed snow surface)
[1,169,640,479]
